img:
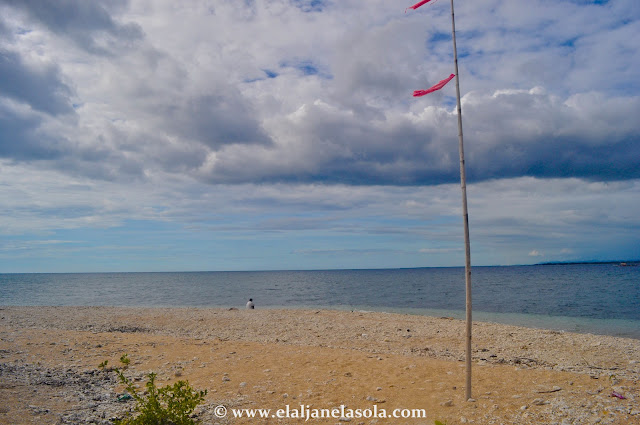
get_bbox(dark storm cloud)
[0,16,10,37]
[462,90,640,183]
[0,49,74,115]
[201,87,639,185]
[0,45,74,164]
[167,94,273,149]
[0,103,66,160]
[290,107,457,185]
[1,0,143,54]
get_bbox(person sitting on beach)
[246,298,255,309]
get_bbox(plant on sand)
[106,354,207,425]
[120,353,131,367]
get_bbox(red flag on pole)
[406,0,435,12]
[413,73,455,97]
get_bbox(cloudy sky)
[0,0,638,273]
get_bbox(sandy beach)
[1,306,638,424]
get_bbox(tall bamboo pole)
[449,0,473,401]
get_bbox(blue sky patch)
[291,0,327,13]
[1,0,639,272]
[280,59,331,79]
[429,32,450,44]
[244,69,280,83]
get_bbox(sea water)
[1,264,638,338]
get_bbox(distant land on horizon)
[536,260,639,266]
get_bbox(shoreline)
[4,303,639,340]
[257,305,640,340]
[1,306,639,424]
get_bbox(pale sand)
[1,306,639,424]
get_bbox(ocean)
[1,263,639,339]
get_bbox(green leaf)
[110,356,207,425]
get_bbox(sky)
[0,0,639,273]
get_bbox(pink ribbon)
[406,0,435,12]
[413,74,456,97]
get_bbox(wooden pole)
[449,0,473,401]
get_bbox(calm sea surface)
[1,264,639,338]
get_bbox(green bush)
[108,355,207,425]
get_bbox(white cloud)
[2,0,639,185]
[0,0,639,270]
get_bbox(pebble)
[532,398,549,406]
[3,306,640,425]
[1,363,126,424]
